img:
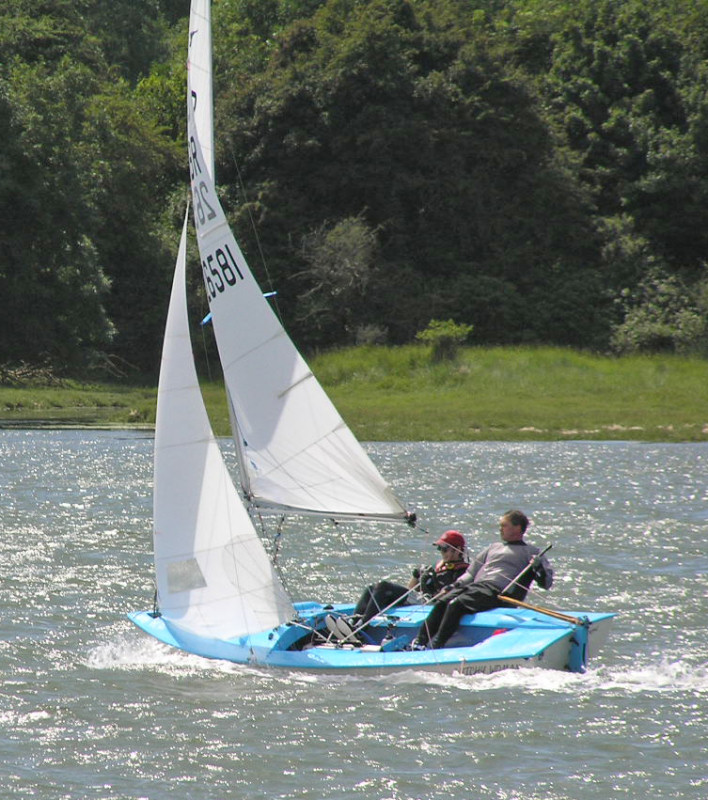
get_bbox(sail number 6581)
[203,244,244,298]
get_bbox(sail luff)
[189,0,255,486]
[188,0,214,181]
[226,386,255,499]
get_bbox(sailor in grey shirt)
[412,510,553,649]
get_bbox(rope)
[151,582,160,617]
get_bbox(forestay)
[152,213,294,639]
[186,66,410,523]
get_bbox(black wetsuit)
[354,559,469,623]
[416,541,554,648]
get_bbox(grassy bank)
[0,380,157,428]
[1,346,706,441]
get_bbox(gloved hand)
[530,556,547,585]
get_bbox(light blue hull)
[128,601,615,676]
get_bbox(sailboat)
[128,0,614,675]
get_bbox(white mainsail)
[186,6,410,523]
[187,0,214,180]
[152,213,294,639]
[186,112,408,521]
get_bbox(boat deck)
[128,600,615,675]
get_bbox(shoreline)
[2,345,707,442]
[2,418,705,443]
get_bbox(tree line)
[2,0,707,379]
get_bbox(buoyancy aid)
[419,560,469,596]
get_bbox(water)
[1,430,706,799]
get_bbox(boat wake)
[86,631,705,697]
[85,632,252,677]
[584,658,708,694]
[355,656,708,695]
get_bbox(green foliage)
[515,0,708,279]
[82,81,182,373]
[315,344,708,442]
[0,0,182,374]
[611,268,708,355]
[0,55,115,368]
[416,319,473,362]
[0,380,157,426]
[2,0,708,371]
[295,215,379,345]
[217,0,604,350]
[82,0,174,84]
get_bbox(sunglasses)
[436,545,452,552]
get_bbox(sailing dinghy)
[128,0,615,675]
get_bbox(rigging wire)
[199,321,214,382]
[227,142,285,324]
[253,510,293,601]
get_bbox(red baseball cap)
[433,530,466,551]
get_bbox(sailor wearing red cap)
[352,530,469,623]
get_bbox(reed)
[1,346,706,441]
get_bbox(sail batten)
[218,329,288,374]
[277,372,314,398]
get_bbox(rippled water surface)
[1,431,706,799]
